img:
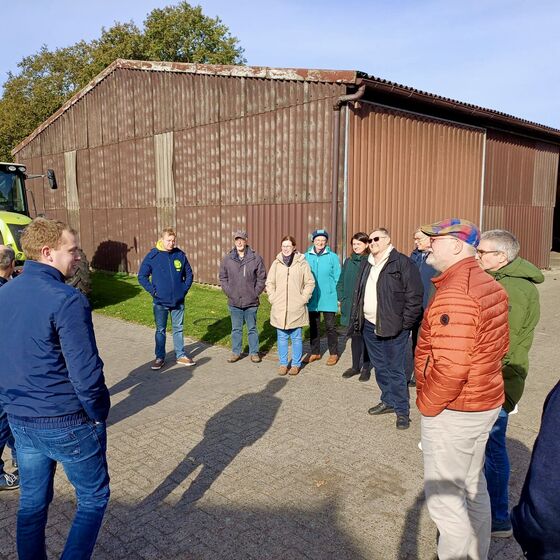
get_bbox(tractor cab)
[0,162,57,262]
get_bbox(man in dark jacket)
[0,245,19,492]
[219,231,266,363]
[348,228,423,430]
[0,218,110,559]
[139,227,194,370]
[511,380,560,559]
[478,229,544,537]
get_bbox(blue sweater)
[138,245,193,308]
[512,380,560,559]
[0,261,110,423]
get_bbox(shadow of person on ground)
[107,355,209,427]
[138,377,287,509]
[397,437,531,559]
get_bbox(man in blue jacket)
[0,218,110,559]
[139,227,194,370]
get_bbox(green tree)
[0,2,245,161]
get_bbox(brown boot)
[326,354,339,366]
[288,366,300,376]
[303,354,321,364]
[278,366,289,376]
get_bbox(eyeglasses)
[476,249,501,257]
[368,236,388,243]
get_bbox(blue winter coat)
[0,261,110,422]
[305,246,341,312]
[410,248,437,309]
[512,380,560,558]
[138,244,193,308]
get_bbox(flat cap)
[421,218,480,247]
[233,231,248,240]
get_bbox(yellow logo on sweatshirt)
[174,259,182,271]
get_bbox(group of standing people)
[0,216,555,560]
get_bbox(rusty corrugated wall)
[15,66,347,282]
[482,131,559,267]
[346,103,485,254]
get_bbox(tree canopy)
[0,2,245,161]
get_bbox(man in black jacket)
[219,231,267,363]
[348,228,423,429]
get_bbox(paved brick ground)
[1,268,559,559]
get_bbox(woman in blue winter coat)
[337,232,371,381]
[304,229,341,366]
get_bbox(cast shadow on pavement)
[138,378,287,510]
[107,355,210,427]
[397,437,531,559]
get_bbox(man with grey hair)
[415,218,509,560]
[0,245,18,491]
[477,229,544,538]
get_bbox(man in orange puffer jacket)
[414,218,509,560]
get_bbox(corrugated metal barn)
[12,59,560,281]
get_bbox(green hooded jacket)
[336,252,368,326]
[488,257,544,413]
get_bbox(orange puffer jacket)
[415,257,509,416]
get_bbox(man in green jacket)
[477,229,544,538]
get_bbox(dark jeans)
[10,419,110,560]
[350,335,371,372]
[153,302,185,360]
[363,320,410,416]
[229,305,259,356]
[309,311,338,355]
[484,408,510,523]
[0,405,16,471]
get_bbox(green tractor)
[0,162,91,294]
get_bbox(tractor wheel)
[66,249,92,297]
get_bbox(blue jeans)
[363,320,410,416]
[229,305,259,355]
[484,408,510,523]
[10,419,110,560]
[153,302,185,360]
[0,405,16,471]
[277,328,303,367]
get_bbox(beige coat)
[266,252,315,330]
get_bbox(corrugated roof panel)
[347,103,484,253]
[116,69,136,141]
[133,71,154,138]
[86,88,103,148]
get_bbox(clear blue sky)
[2,0,559,128]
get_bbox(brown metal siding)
[347,103,485,253]
[482,131,559,267]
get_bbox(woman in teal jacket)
[337,232,371,381]
[304,229,341,365]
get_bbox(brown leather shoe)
[326,354,339,366]
[278,366,289,376]
[288,366,300,376]
[227,354,241,363]
[303,354,321,364]
[250,354,262,363]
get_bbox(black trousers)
[350,335,371,372]
[309,311,338,355]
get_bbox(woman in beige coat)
[266,236,315,376]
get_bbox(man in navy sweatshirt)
[138,227,194,370]
[0,218,110,560]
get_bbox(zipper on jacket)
[422,356,430,379]
[284,267,290,329]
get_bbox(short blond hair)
[21,218,75,261]
[162,227,176,238]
